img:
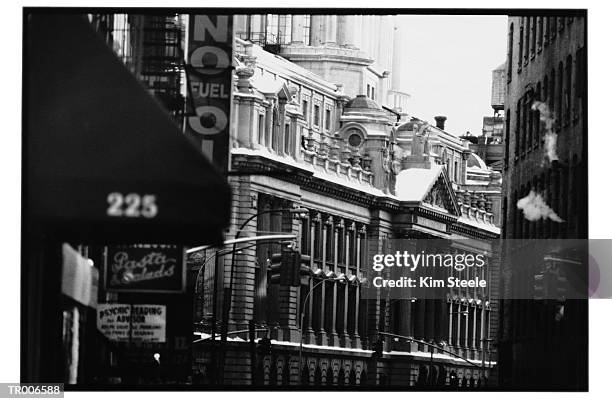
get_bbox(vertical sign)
[187,15,234,173]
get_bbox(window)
[265,14,279,43]
[325,109,331,131]
[515,103,521,155]
[524,18,530,63]
[314,104,320,127]
[284,123,291,155]
[550,17,557,39]
[348,131,363,147]
[366,84,371,98]
[530,17,536,56]
[565,55,572,125]
[507,23,514,81]
[518,26,524,70]
[505,109,511,166]
[535,82,541,145]
[302,100,309,121]
[537,17,543,50]
[278,15,292,44]
[371,86,376,101]
[258,113,265,144]
[558,61,564,124]
[550,69,556,112]
[454,161,458,182]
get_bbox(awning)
[24,14,230,244]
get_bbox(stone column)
[310,15,324,46]
[316,281,328,345]
[448,303,454,345]
[291,15,305,44]
[327,282,339,346]
[323,15,338,46]
[304,278,316,344]
[350,285,362,348]
[334,282,347,347]
[337,15,358,48]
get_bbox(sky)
[396,15,508,137]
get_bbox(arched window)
[269,358,278,386]
[566,55,573,125]
[337,367,346,386]
[518,26,524,70]
[537,17,543,50]
[524,18,530,62]
[360,368,368,386]
[535,82,541,144]
[530,17,536,55]
[282,358,291,385]
[515,100,521,155]
[301,363,310,385]
[349,368,357,386]
[550,69,556,112]
[314,365,322,386]
[416,365,428,386]
[557,61,564,125]
[326,366,334,385]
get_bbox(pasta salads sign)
[186,14,233,173]
[105,245,185,293]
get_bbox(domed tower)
[337,95,395,192]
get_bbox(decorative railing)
[300,131,375,186]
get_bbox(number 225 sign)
[107,192,158,218]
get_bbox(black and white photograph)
[8,2,611,400]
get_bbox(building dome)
[345,94,382,110]
[467,153,488,171]
[396,119,420,132]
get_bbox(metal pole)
[210,251,219,384]
[377,331,481,368]
[298,278,339,379]
[220,208,305,382]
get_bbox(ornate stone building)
[191,25,502,387]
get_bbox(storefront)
[23,14,230,386]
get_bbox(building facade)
[91,13,503,388]
[498,13,587,390]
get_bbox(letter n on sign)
[186,15,234,173]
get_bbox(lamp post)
[223,207,309,342]
[298,275,345,378]
[216,206,308,384]
[188,233,298,385]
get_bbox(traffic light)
[269,248,309,287]
[372,339,384,359]
[533,272,546,300]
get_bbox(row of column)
[290,15,361,48]
[301,277,363,349]
[448,303,490,350]
[305,212,367,275]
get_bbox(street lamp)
[298,275,346,376]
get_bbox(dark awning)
[24,13,230,245]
